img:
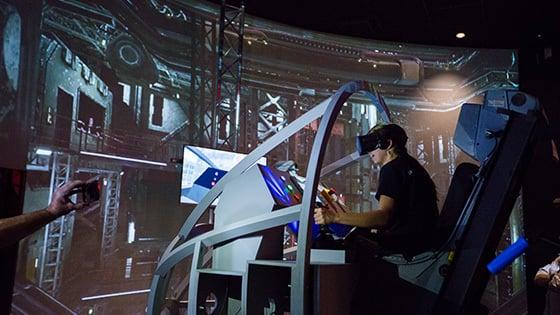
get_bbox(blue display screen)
[193,167,227,189]
[259,164,300,207]
[259,165,352,239]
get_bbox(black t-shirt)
[374,154,439,255]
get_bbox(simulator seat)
[337,162,480,314]
[432,162,479,250]
[379,162,479,294]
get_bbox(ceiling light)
[80,151,167,167]
[456,32,466,39]
[81,289,150,301]
[36,148,52,156]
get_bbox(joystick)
[313,186,346,249]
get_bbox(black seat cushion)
[433,162,479,249]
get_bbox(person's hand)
[550,273,560,291]
[47,180,86,217]
[314,207,337,225]
[535,270,551,287]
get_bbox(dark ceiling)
[208,0,558,49]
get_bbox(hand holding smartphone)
[66,176,102,204]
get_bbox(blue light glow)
[260,165,293,206]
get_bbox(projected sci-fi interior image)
[2,1,555,315]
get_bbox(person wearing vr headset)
[315,123,438,314]
[314,123,438,257]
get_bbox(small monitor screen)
[258,164,303,207]
[181,146,266,204]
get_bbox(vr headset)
[355,132,390,155]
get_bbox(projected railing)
[33,115,184,164]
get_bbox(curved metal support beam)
[148,100,333,313]
[293,81,391,314]
[146,275,165,315]
[187,241,202,315]
[156,205,300,275]
[147,205,300,313]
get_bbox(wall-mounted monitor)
[180,146,266,204]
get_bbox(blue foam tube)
[486,237,528,274]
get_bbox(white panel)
[214,164,274,227]
[212,164,275,271]
[213,237,263,272]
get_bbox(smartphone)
[82,178,101,203]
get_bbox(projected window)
[119,82,131,106]
[180,146,266,204]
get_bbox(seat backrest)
[433,162,479,249]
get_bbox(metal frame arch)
[293,80,390,314]
[146,96,334,314]
[147,81,390,314]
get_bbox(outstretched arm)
[0,180,85,249]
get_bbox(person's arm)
[0,180,85,249]
[535,265,552,287]
[314,195,395,228]
[534,256,560,287]
[0,210,58,248]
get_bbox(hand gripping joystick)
[313,187,346,249]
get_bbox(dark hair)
[368,123,409,154]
